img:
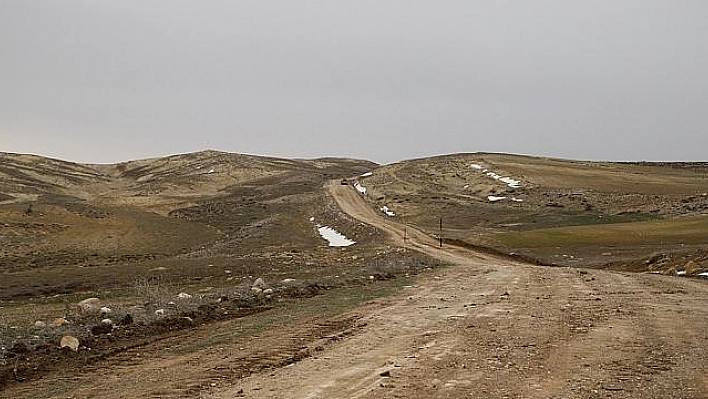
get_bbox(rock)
[380,370,392,377]
[99,306,112,316]
[685,260,701,275]
[60,336,80,351]
[252,277,266,289]
[263,288,274,295]
[251,287,263,295]
[50,317,70,327]
[154,309,165,316]
[101,318,113,326]
[119,313,134,325]
[77,298,101,314]
[281,278,296,284]
[177,292,192,299]
[33,321,47,329]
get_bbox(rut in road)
[209,183,708,399]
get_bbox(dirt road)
[5,183,707,398]
[208,183,708,398]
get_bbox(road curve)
[327,181,516,267]
[206,183,708,399]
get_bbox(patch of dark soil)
[0,306,269,390]
[62,202,110,218]
[442,238,548,266]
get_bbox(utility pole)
[439,217,443,247]
[403,215,407,253]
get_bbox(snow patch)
[354,182,367,195]
[317,226,356,247]
[381,205,395,217]
[309,216,315,222]
[488,196,507,202]
[511,197,524,203]
[360,172,373,178]
[470,164,522,188]
[677,270,687,276]
[699,272,708,278]
[208,169,215,174]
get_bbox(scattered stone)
[150,267,168,272]
[251,287,263,295]
[281,278,296,284]
[252,278,266,289]
[155,309,165,316]
[263,288,274,295]
[177,292,193,299]
[99,306,112,316]
[60,336,80,351]
[101,318,113,326]
[77,297,101,314]
[50,318,70,328]
[33,321,47,329]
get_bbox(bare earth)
[205,183,708,398]
[3,180,708,398]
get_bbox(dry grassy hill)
[351,153,708,274]
[3,150,708,397]
[0,151,382,300]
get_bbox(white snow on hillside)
[360,172,373,177]
[381,205,395,217]
[470,163,522,188]
[317,226,356,247]
[354,182,367,195]
[488,196,507,202]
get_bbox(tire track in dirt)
[208,183,708,399]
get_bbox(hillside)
[349,153,708,273]
[0,150,380,300]
[2,151,708,398]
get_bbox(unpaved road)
[5,183,707,398]
[208,183,708,398]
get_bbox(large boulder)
[50,317,70,327]
[252,278,266,289]
[77,298,101,315]
[60,336,80,351]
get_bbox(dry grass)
[486,215,708,249]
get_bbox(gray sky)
[2,1,707,164]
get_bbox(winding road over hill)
[208,183,708,399]
[6,182,707,399]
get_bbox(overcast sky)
[1,1,707,164]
